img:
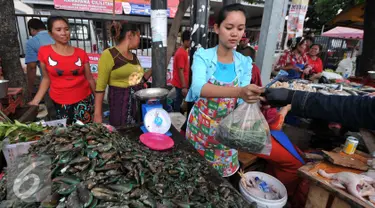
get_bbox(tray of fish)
[0,123,250,208]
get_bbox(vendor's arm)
[94,50,114,123]
[262,105,291,131]
[188,49,262,104]
[265,88,375,130]
[28,63,50,105]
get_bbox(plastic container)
[239,171,287,208]
[2,138,37,167]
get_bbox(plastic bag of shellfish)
[216,103,272,155]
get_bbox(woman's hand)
[304,67,311,75]
[239,84,264,103]
[93,113,103,123]
[294,67,303,73]
[182,88,188,97]
[28,99,40,106]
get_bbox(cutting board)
[322,150,369,171]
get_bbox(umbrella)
[322,26,363,39]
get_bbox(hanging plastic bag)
[215,103,272,155]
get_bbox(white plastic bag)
[216,103,272,155]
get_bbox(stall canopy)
[322,26,363,39]
[327,3,364,29]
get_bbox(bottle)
[254,177,270,193]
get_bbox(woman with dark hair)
[94,22,152,126]
[305,44,324,81]
[275,37,311,79]
[29,16,96,124]
[185,3,263,177]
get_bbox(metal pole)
[189,0,209,62]
[189,0,209,84]
[151,0,167,88]
[256,0,287,85]
[223,0,238,6]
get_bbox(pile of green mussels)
[0,123,251,208]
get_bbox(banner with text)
[54,0,123,14]
[122,0,178,18]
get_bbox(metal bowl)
[134,88,170,101]
[368,71,375,80]
[0,80,9,99]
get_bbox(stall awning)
[322,26,363,39]
[327,3,364,30]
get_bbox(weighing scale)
[134,88,172,136]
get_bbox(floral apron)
[186,75,239,177]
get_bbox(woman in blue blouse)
[185,4,263,177]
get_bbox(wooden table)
[238,152,258,170]
[299,162,374,208]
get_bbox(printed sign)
[54,0,123,14]
[122,0,178,18]
[286,0,309,40]
[87,53,100,79]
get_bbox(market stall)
[267,75,375,207]
[0,122,252,207]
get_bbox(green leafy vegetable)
[0,120,46,144]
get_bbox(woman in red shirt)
[29,16,96,124]
[305,44,324,81]
[238,45,308,207]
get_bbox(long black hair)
[47,16,69,33]
[216,3,247,26]
[287,37,305,50]
[111,21,139,43]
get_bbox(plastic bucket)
[239,171,287,208]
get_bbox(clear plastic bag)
[216,103,272,155]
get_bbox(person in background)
[238,45,308,207]
[305,44,323,81]
[25,18,55,97]
[29,16,96,125]
[303,36,314,53]
[94,22,152,126]
[265,88,375,130]
[275,37,311,80]
[171,30,191,113]
[237,33,249,51]
[236,46,262,86]
[186,3,263,177]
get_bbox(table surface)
[299,162,373,208]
